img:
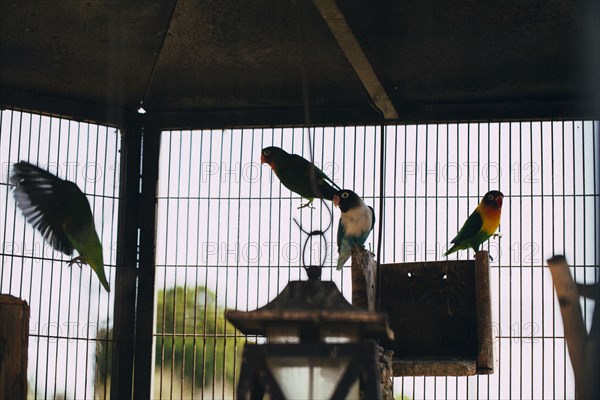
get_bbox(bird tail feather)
[336,254,350,270]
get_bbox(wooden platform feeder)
[375,251,493,376]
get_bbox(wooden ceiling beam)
[313,0,399,120]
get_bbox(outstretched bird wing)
[10,162,75,255]
[11,161,109,292]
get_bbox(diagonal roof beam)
[313,0,399,120]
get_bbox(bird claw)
[67,257,84,269]
[297,201,314,209]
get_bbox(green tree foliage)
[155,285,243,389]
[95,285,244,394]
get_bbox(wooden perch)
[0,294,30,399]
[547,255,599,399]
[475,250,493,374]
[350,245,377,312]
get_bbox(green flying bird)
[444,190,504,256]
[261,146,340,208]
[10,161,110,292]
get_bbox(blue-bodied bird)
[10,161,110,292]
[261,146,340,208]
[444,190,504,256]
[333,189,375,270]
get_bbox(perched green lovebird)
[334,189,375,270]
[10,161,110,292]
[261,146,339,208]
[444,190,504,256]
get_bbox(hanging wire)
[292,200,335,278]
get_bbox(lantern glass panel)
[266,356,359,399]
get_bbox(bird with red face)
[444,190,504,256]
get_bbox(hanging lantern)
[226,276,394,399]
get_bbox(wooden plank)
[547,255,587,399]
[380,261,477,359]
[313,0,399,119]
[392,359,476,377]
[475,250,494,374]
[351,246,377,311]
[0,294,29,399]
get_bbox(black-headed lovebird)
[444,190,504,256]
[261,146,339,208]
[10,161,110,292]
[333,189,375,270]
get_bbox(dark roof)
[1,0,598,129]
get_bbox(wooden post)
[475,250,493,374]
[0,294,29,399]
[548,256,600,399]
[350,246,377,311]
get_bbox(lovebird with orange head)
[261,146,340,208]
[10,161,110,292]
[444,190,504,256]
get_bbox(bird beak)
[333,195,340,207]
[496,196,503,208]
[260,154,266,164]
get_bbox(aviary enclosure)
[1,114,598,398]
[0,1,598,399]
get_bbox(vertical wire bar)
[43,115,54,400]
[478,121,482,399]
[221,129,235,399]
[593,121,599,327]
[188,131,202,399]
[72,120,83,399]
[562,121,567,399]
[181,130,192,398]
[91,120,103,400]
[169,131,182,400]
[13,111,24,296]
[455,122,460,400]
[2,110,15,292]
[497,122,502,400]
[539,121,546,400]
[211,130,225,398]
[485,121,491,400]
[518,121,524,400]
[63,119,73,397]
[201,130,214,400]
[21,112,36,397]
[445,123,450,400]
[83,123,94,398]
[263,127,273,300]
[159,131,172,398]
[33,113,43,400]
[191,128,203,397]
[406,124,412,400]
[530,121,535,400]
[424,125,429,261]
[550,121,557,400]
[414,124,419,399]
[105,124,120,399]
[577,122,585,328]
[507,122,513,400]
[0,109,6,290]
[177,130,186,399]
[231,129,246,399]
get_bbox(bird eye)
[488,194,494,200]
[263,149,271,156]
[341,192,349,198]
